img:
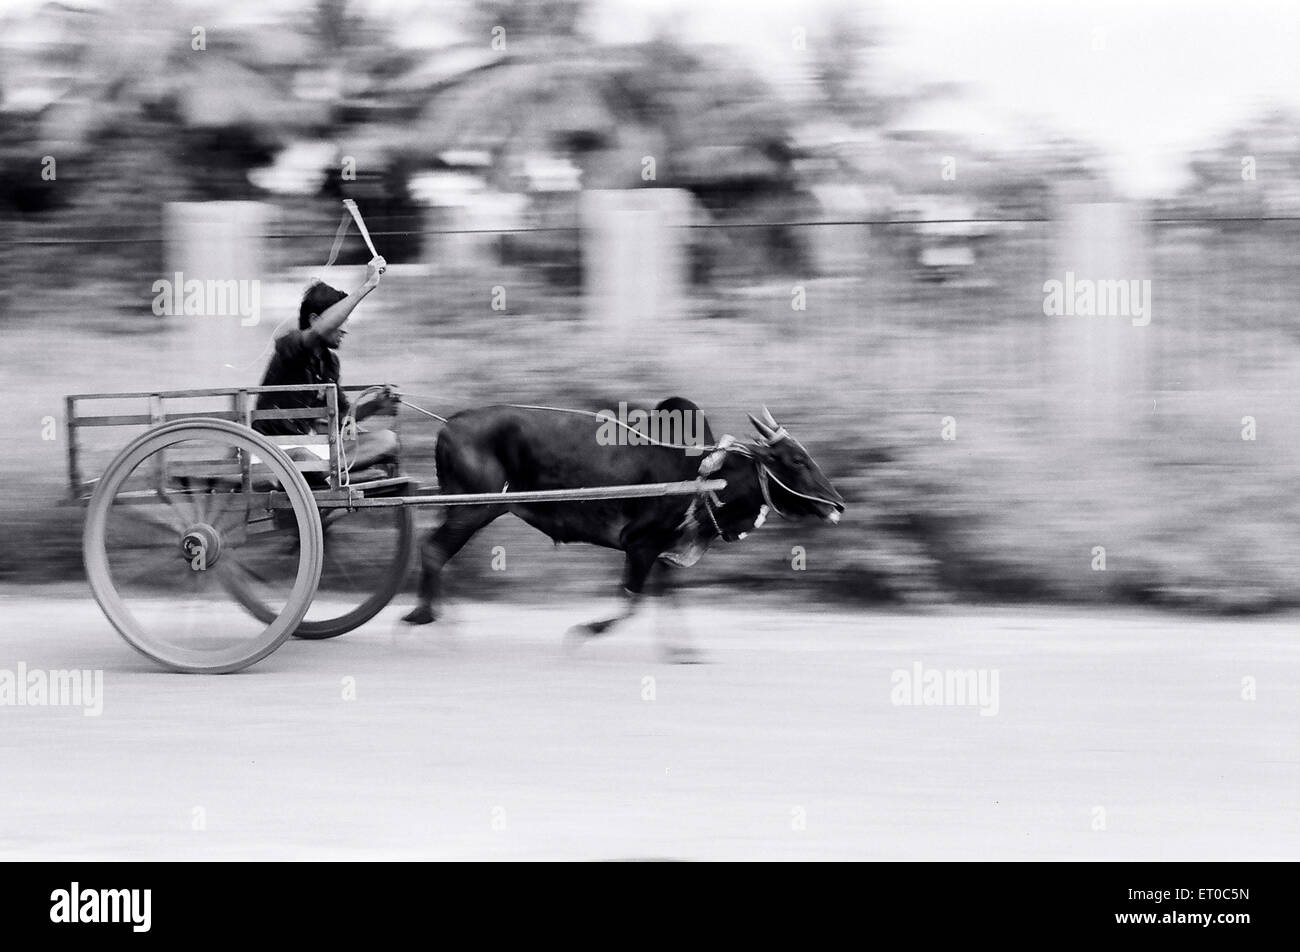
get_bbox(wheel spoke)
[179,493,205,524]
[138,495,189,534]
[127,504,186,538]
[321,540,362,589]
[192,483,217,522]
[218,554,290,617]
[208,494,250,535]
[114,552,184,589]
[222,549,275,586]
[163,489,201,526]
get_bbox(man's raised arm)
[302,256,386,346]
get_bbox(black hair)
[299,282,348,330]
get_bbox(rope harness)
[676,436,766,543]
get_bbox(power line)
[1,215,1298,247]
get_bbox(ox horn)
[760,405,788,441]
[748,413,777,441]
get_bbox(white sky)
[577,0,1300,196]
[8,0,1300,196]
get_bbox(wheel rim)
[229,504,414,639]
[83,420,323,673]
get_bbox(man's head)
[300,281,349,347]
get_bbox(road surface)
[1,589,1297,860]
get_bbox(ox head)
[746,407,846,524]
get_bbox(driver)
[253,256,399,474]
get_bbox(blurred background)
[3,0,1300,612]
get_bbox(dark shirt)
[253,330,350,436]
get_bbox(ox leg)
[402,504,505,625]
[566,544,661,642]
[651,562,703,664]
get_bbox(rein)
[395,398,723,452]
[396,396,448,423]
[502,404,727,453]
[392,396,839,531]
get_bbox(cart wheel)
[228,502,415,639]
[83,420,323,674]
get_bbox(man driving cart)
[253,255,399,475]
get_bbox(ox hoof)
[662,644,706,665]
[565,623,614,651]
[401,605,438,625]
[564,623,595,642]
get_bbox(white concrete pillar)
[580,188,692,344]
[161,201,277,387]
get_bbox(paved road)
[1,591,1296,860]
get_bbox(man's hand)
[306,258,387,344]
[363,256,387,289]
[373,385,400,414]
[355,385,400,422]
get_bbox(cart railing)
[64,383,390,501]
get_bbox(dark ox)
[401,397,845,647]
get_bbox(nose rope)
[757,463,843,514]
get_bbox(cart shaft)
[315,478,728,509]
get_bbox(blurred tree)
[1178,107,1300,218]
[807,5,920,129]
[469,0,588,41]
[312,0,369,60]
[811,4,872,117]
